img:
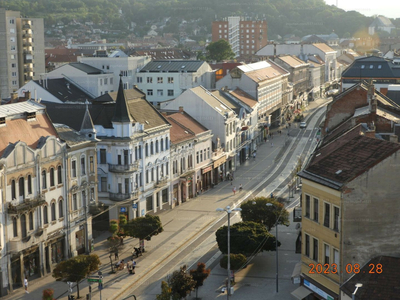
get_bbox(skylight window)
[335,170,342,175]
[370,65,373,69]
[378,65,382,69]
[361,65,365,69]
[157,65,161,69]
[181,65,186,69]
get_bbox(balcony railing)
[108,161,138,173]
[109,191,138,201]
[8,194,46,214]
[155,178,169,188]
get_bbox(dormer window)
[27,112,36,120]
[0,117,5,125]
[361,65,365,69]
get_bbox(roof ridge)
[167,116,196,136]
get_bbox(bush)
[42,288,54,300]
[109,219,119,234]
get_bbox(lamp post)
[216,206,242,299]
[266,202,279,293]
[352,283,363,300]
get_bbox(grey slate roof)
[33,78,94,103]
[80,103,95,132]
[69,62,104,74]
[54,123,93,147]
[112,78,133,123]
[140,60,206,73]
[341,56,400,78]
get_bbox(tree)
[52,254,101,299]
[168,265,196,299]
[205,39,235,62]
[123,214,163,250]
[189,262,211,299]
[219,254,247,271]
[240,197,289,231]
[216,221,281,256]
[42,288,54,300]
[156,281,180,300]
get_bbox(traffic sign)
[132,203,138,209]
[120,207,127,213]
[88,278,102,283]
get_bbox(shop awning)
[291,286,313,299]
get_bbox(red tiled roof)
[229,88,257,108]
[165,111,209,144]
[0,113,58,156]
[306,133,400,184]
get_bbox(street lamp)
[352,283,363,300]
[216,205,242,300]
[266,202,279,293]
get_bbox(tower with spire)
[80,100,97,140]
[112,75,133,137]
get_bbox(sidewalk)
[4,98,330,300]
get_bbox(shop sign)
[213,156,226,168]
[120,207,127,213]
[303,279,334,300]
[202,166,212,174]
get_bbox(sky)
[324,0,400,19]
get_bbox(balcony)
[23,32,32,38]
[8,194,46,214]
[109,191,138,201]
[24,49,32,55]
[108,161,138,173]
[24,66,33,72]
[155,178,168,188]
[23,41,32,47]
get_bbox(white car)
[299,122,307,129]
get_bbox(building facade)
[212,17,268,57]
[0,8,45,99]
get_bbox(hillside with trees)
[0,0,383,38]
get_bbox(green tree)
[156,281,180,300]
[219,253,247,271]
[240,197,289,231]
[189,262,211,299]
[216,221,281,256]
[52,254,101,299]
[123,214,163,250]
[168,265,196,299]
[205,39,235,62]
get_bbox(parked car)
[300,122,307,129]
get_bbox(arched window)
[57,166,62,184]
[155,140,159,153]
[51,202,56,221]
[27,175,32,194]
[150,141,154,155]
[21,214,27,238]
[42,170,47,189]
[43,206,48,224]
[19,177,25,199]
[29,211,34,230]
[11,179,16,200]
[166,137,169,150]
[59,199,64,218]
[160,138,164,151]
[145,143,149,157]
[50,168,55,187]
[12,217,18,237]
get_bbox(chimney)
[179,106,184,113]
[25,91,32,100]
[390,135,398,143]
[370,95,377,113]
[11,92,18,103]
[367,79,375,104]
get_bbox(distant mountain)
[0,0,374,38]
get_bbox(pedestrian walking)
[24,276,29,294]
[253,152,256,160]
[233,186,237,195]
[271,141,274,147]
[230,176,233,185]
[114,250,119,260]
[239,184,243,192]
[264,137,267,143]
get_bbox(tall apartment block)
[212,17,268,58]
[0,8,45,99]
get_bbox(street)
[3,98,328,300]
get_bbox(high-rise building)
[211,17,268,58]
[0,8,45,99]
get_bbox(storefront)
[293,275,338,300]
[173,184,179,206]
[201,165,212,190]
[76,226,86,255]
[213,156,226,184]
[11,255,22,290]
[23,247,40,280]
